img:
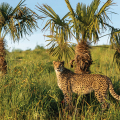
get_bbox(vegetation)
[0,0,120,119]
[0,46,120,120]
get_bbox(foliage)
[34,45,45,50]
[0,0,38,41]
[12,48,23,53]
[46,34,74,63]
[36,4,74,63]
[110,28,120,47]
[25,48,31,51]
[65,0,118,43]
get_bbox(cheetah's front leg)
[63,91,73,113]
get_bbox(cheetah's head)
[53,61,64,73]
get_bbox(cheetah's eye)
[60,64,63,66]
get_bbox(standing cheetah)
[53,61,120,111]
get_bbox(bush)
[34,45,45,50]
[12,48,23,53]
[25,48,31,51]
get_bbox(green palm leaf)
[45,34,74,63]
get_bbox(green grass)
[0,45,120,120]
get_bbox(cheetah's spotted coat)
[53,61,120,111]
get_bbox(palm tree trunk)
[113,47,120,71]
[70,41,92,74]
[0,38,7,75]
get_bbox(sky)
[1,0,120,52]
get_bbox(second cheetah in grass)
[53,61,120,112]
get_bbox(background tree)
[0,0,38,75]
[110,28,120,71]
[37,0,120,73]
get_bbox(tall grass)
[0,45,120,119]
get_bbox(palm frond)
[37,3,73,62]
[62,12,70,21]
[10,0,26,16]
[45,34,74,63]
[97,0,115,28]
[36,3,70,36]
[0,1,38,41]
[36,4,57,20]
[110,29,120,46]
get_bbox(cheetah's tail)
[108,78,120,100]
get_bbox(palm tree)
[36,4,74,63]
[65,0,117,74]
[0,0,38,75]
[110,28,120,71]
[37,0,119,73]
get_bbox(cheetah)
[53,61,120,112]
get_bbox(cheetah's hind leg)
[94,90,110,113]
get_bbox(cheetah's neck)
[55,71,62,79]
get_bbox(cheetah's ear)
[61,61,64,65]
[53,61,56,65]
